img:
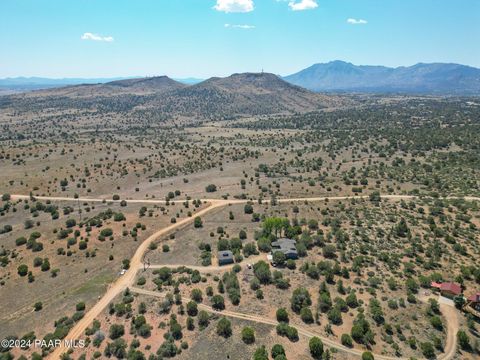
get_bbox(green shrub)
[309,337,324,359]
[241,326,255,344]
[216,317,232,338]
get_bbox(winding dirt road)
[437,302,460,360]
[19,192,470,359]
[129,287,459,360]
[47,201,222,359]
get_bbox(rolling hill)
[284,61,480,94]
[22,76,186,98]
[0,76,203,92]
[146,72,341,118]
[1,72,347,119]
[0,76,133,92]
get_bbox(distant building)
[440,282,462,298]
[467,293,480,311]
[218,250,234,266]
[271,238,298,260]
[431,281,462,298]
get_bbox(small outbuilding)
[467,293,480,311]
[218,250,234,266]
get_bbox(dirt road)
[129,287,459,360]
[27,192,467,359]
[438,301,460,360]
[129,287,383,360]
[417,293,460,360]
[144,253,267,272]
[11,193,480,205]
[47,201,222,359]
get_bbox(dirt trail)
[144,253,267,272]
[11,193,480,205]
[32,193,467,359]
[129,287,459,360]
[47,202,222,359]
[438,301,460,360]
[130,287,375,359]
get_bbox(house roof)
[218,250,233,259]
[467,293,480,302]
[431,282,442,289]
[271,238,298,258]
[272,238,296,247]
[440,282,462,295]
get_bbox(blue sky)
[0,0,479,78]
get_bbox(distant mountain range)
[2,61,479,95]
[0,76,203,92]
[284,61,480,95]
[0,77,132,91]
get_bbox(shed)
[218,250,234,266]
[467,293,480,311]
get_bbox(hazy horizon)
[1,59,480,81]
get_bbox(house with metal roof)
[271,238,298,259]
[441,282,462,297]
[218,250,234,266]
[431,282,462,299]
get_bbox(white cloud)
[81,32,114,42]
[288,0,318,11]
[347,18,368,25]
[213,0,254,13]
[224,23,255,29]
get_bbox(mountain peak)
[229,72,279,78]
[284,61,480,94]
[326,60,354,66]
[196,72,302,93]
[222,72,286,86]
[160,71,346,117]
